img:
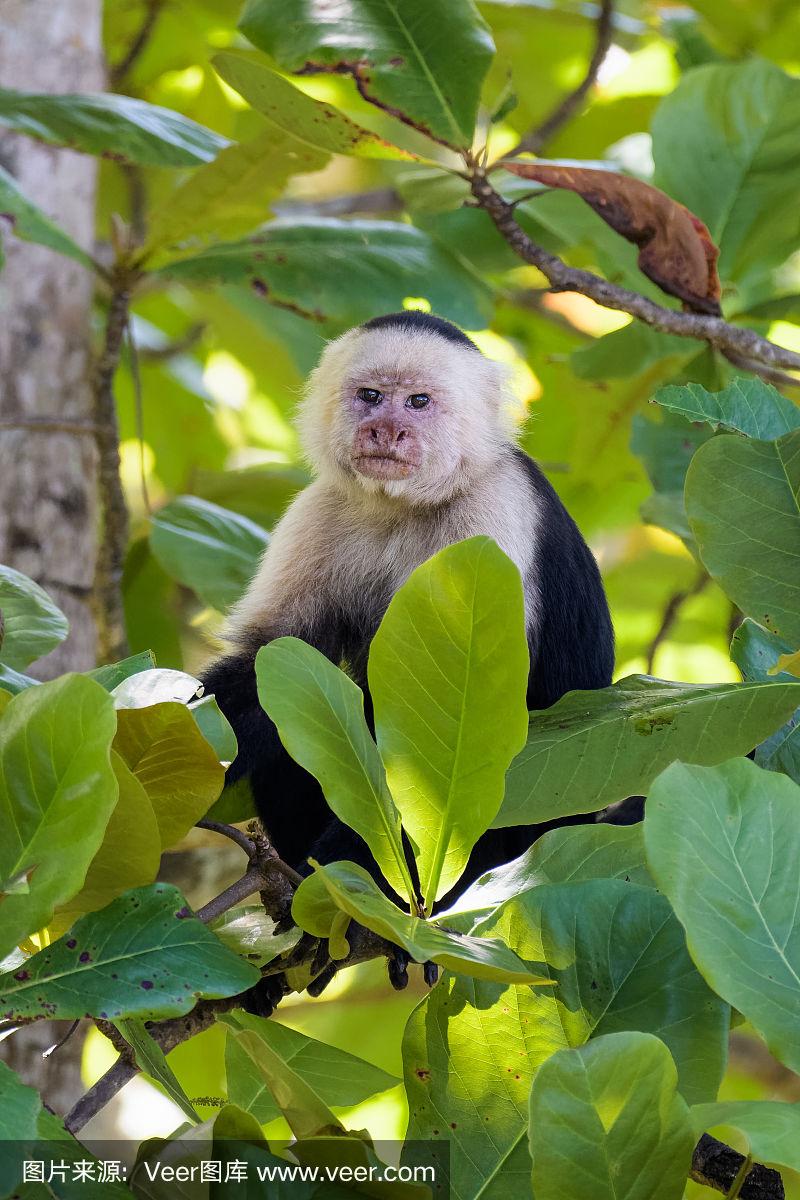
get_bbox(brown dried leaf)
[503,162,721,315]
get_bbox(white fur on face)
[297,325,514,506]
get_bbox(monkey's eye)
[357,387,382,404]
[406,393,431,410]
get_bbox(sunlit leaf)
[654,378,800,439]
[645,758,800,1074]
[0,565,68,670]
[370,538,529,906]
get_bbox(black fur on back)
[360,310,481,352]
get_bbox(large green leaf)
[88,650,157,692]
[0,883,259,1020]
[652,60,800,302]
[222,1014,345,1141]
[114,702,225,850]
[369,537,530,907]
[0,676,118,960]
[256,638,415,903]
[653,379,800,439]
[0,1062,42,1195]
[644,758,800,1074]
[442,823,652,928]
[528,1032,694,1200]
[0,165,93,268]
[210,905,301,967]
[146,128,328,254]
[213,54,418,161]
[403,972,562,1199]
[312,861,550,984]
[690,1101,800,1174]
[685,430,800,645]
[52,751,161,931]
[0,565,68,670]
[150,495,267,611]
[475,880,728,1105]
[238,0,495,148]
[225,1012,398,1125]
[0,86,228,167]
[405,879,723,1199]
[731,619,800,784]
[494,675,800,827]
[158,218,491,330]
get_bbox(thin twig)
[92,270,134,664]
[511,0,614,157]
[646,572,709,672]
[197,819,256,859]
[109,0,165,86]
[467,163,800,375]
[42,1019,81,1058]
[140,322,205,362]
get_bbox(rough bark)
[0,0,104,676]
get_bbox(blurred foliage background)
[16,0,796,1180]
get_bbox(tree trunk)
[0,0,104,677]
[0,0,103,1112]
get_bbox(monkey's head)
[299,311,513,506]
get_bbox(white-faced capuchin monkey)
[202,311,615,993]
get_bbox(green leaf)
[690,1101,800,1174]
[213,54,418,161]
[256,638,415,903]
[442,823,652,928]
[644,758,800,1074]
[474,880,728,1105]
[0,565,68,670]
[189,695,238,764]
[157,218,492,330]
[114,702,225,850]
[686,430,800,644]
[116,1018,200,1124]
[292,871,341,939]
[403,970,561,1198]
[0,883,259,1020]
[369,537,529,907]
[0,663,39,695]
[239,0,495,148]
[529,1032,694,1200]
[224,1011,398,1126]
[652,60,800,301]
[654,379,800,439]
[210,906,301,966]
[731,619,800,784]
[87,650,157,692]
[0,86,228,167]
[146,128,329,254]
[494,675,800,827]
[0,676,118,960]
[0,165,93,267]
[52,751,161,930]
[313,860,553,985]
[150,496,267,611]
[222,1013,345,1140]
[0,1062,42,1195]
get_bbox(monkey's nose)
[367,423,407,451]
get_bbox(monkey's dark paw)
[423,961,439,988]
[388,948,410,991]
[240,973,287,1018]
[307,960,338,997]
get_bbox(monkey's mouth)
[353,453,419,480]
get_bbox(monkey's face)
[300,325,511,505]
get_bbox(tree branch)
[91,271,133,664]
[646,571,709,673]
[691,1134,784,1200]
[109,0,165,87]
[468,164,800,375]
[510,0,614,157]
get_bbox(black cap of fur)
[361,310,480,352]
